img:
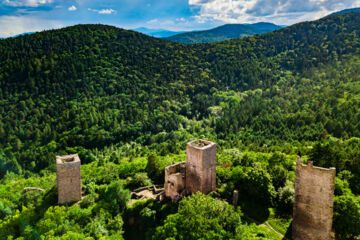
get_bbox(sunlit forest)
[0,12,360,240]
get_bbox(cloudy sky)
[0,0,359,37]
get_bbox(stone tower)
[186,139,216,194]
[56,154,82,204]
[292,159,336,240]
[164,162,186,200]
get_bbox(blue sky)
[0,0,359,37]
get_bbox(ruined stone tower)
[292,159,336,240]
[186,139,216,195]
[56,154,82,204]
[164,162,186,200]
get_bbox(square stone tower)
[292,160,336,240]
[186,139,216,194]
[56,154,82,204]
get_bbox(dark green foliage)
[309,138,360,194]
[103,181,131,215]
[146,153,158,181]
[124,199,178,240]
[1,13,360,175]
[333,194,360,239]
[276,181,294,216]
[269,165,288,190]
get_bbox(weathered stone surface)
[56,154,82,204]
[186,139,216,195]
[233,190,239,209]
[292,160,336,240]
[164,162,186,200]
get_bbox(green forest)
[0,12,360,239]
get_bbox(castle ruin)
[292,159,336,240]
[164,162,186,200]
[56,154,82,204]
[186,139,216,194]
[164,139,216,200]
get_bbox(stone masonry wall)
[186,139,216,195]
[56,154,82,204]
[292,160,336,240]
[164,162,186,200]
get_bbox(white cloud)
[88,8,116,14]
[3,0,53,7]
[189,0,360,25]
[146,18,158,24]
[98,8,115,14]
[0,15,63,38]
[145,18,179,29]
[68,5,77,11]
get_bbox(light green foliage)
[231,165,276,207]
[154,192,242,240]
[126,172,152,190]
[37,206,90,237]
[236,223,283,240]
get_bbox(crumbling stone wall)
[186,139,216,195]
[164,162,186,199]
[292,160,336,240]
[56,154,82,204]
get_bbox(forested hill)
[0,12,360,174]
[164,22,283,43]
[1,11,360,240]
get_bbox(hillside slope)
[165,22,283,43]
[0,13,360,172]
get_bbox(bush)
[126,172,152,190]
[276,180,294,215]
[269,165,288,190]
[80,193,97,208]
[154,192,242,240]
[19,190,44,209]
[333,194,360,240]
[103,181,130,215]
[231,165,276,207]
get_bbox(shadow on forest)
[283,220,292,240]
[240,200,270,223]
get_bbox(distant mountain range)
[131,7,360,44]
[132,27,185,38]
[330,7,360,16]
[0,32,35,40]
[164,22,283,43]
[3,7,360,41]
